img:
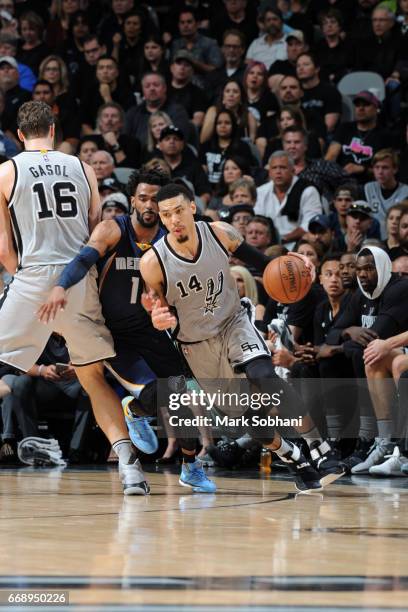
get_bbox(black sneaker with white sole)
[309,440,345,486]
[279,444,323,493]
[341,438,375,474]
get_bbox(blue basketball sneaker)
[179,459,217,493]
[122,396,158,455]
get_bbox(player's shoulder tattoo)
[212,221,244,247]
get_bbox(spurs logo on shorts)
[203,271,224,315]
[241,342,260,353]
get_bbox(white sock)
[112,439,137,464]
[274,438,301,461]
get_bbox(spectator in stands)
[210,0,258,46]
[306,214,338,254]
[231,265,265,319]
[296,238,325,268]
[328,183,358,241]
[0,0,17,37]
[325,91,393,183]
[80,56,134,134]
[0,56,30,136]
[57,10,90,82]
[98,176,124,200]
[205,29,247,102]
[75,34,106,98]
[245,215,275,253]
[389,208,408,260]
[135,34,170,94]
[171,8,223,88]
[243,61,279,127]
[296,52,342,135]
[142,111,172,162]
[99,0,157,42]
[364,149,408,238]
[255,150,322,248]
[0,89,19,157]
[257,105,315,164]
[93,102,141,169]
[157,125,211,204]
[246,3,287,69]
[32,79,80,154]
[200,109,256,187]
[229,177,257,205]
[0,32,36,92]
[46,0,81,50]
[111,10,145,83]
[77,137,98,164]
[200,78,257,143]
[125,72,191,145]
[356,5,401,80]
[393,255,408,275]
[382,203,408,253]
[17,11,49,76]
[101,192,129,220]
[168,51,207,128]
[91,150,115,186]
[207,154,252,211]
[226,201,255,237]
[344,201,381,252]
[267,30,306,93]
[314,9,354,83]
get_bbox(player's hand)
[289,252,316,282]
[272,347,296,368]
[37,287,67,324]
[42,365,62,382]
[60,365,77,380]
[141,290,157,313]
[316,344,338,360]
[364,338,391,365]
[344,326,378,347]
[151,300,177,330]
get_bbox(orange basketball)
[262,254,313,304]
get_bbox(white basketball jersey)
[8,150,91,267]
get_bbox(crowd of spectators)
[1,0,408,476]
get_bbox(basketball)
[263,254,313,303]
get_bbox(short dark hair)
[297,52,319,68]
[33,79,54,92]
[127,169,170,197]
[17,101,54,138]
[179,7,197,21]
[156,182,194,204]
[321,253,342,266]
[222,28,246,47]
[282,125,308,144]
[83,34,102,46]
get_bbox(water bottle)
[260,447,272,473]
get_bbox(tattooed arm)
[210,221,244,252]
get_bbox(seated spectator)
[200,110,256,187]
[243,60,279,127]
[17,11,49,76]
[32,79,79,154]
[229,176,257,205]
[224,202,255,237]
[92,102,141,169]
[296,52,342,135]
[205,29,247,102]
[0,0,18,37]
[231,265,265,319]
[267,30,306,93]
[74,34,106,99]
[246,3,287,69]
[392,255,408,276]
[0,32,36,92]
[257,105,321,165]
[111,10,145,84]
[356,6,402,81]
[208,155,252,211]
[134,34,170,95]
[57,10,91,83]
[143,111,172,162]
[389,208,408,260]
[157,125,211,205]
[77,136,98,164]
[245,215,276,257]
[326,91,393,183]
[101,192,129,220]
[295,238,324,269]
[168,51,208,128]
[80,56,134,135]
[343,201,381,253]
[46,0,81,50]
[306,214,339,254]
[0,88,20,157]
[314,9,354,83]
[382,203,408,253]
[210,0,258,47]
[171,7,223,88]
[91,150,115,186]
[99,0,157,42]
[255,150,322,248]
[364,149,408,238]
[328,183,359,242]
[200,78,257,143]
[98,176,124,200]
[0,56,30,137]
[126,72,191,145]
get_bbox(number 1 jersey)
[9,150,90,267]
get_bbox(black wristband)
[233,242,271,272]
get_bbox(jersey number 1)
[33,182,78,220]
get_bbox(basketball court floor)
[0,464,407,611]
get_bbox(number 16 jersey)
[9,150,91,268]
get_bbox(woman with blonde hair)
[143,111,172,160]
[39,54,70,96]
[230,265,265,319]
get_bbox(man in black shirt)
[205,29,247,103]
[93,102,141,169]
[268,30,306,92]
[326,91,393,183]
[296,52,342,135]
[0,56,30,137]
[210,0,258,47]
[168,51,207,129]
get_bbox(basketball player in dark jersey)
[38,170,216,494]
[140,182,346,493]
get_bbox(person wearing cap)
[0,32,36,92]
[306,214,337,253]
[326,90,393,183]
[157,125,211,204]
[364,149,408,239]
[296,52,342,134]
[99,176,124,200]
[101,193,129,220]
[344,201,381,253]
[0,56,30,137]
[267,30,306,92]
[171,8,223,88]
[168,51,207,128]
[245,3,287,70]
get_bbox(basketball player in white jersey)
[140,182,345,493]
[0,101,149,495]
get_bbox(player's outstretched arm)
[37,220,121,324]
[139,249,177,331]
[0,160,18,274]
[211,221,271,272]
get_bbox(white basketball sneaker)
[369,446,408,477]
[351,438,394,474]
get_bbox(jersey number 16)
[32,181,78,220]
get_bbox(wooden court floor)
[0,464,407,611]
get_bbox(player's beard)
[136,209,158,228]
[176,234,189,243]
